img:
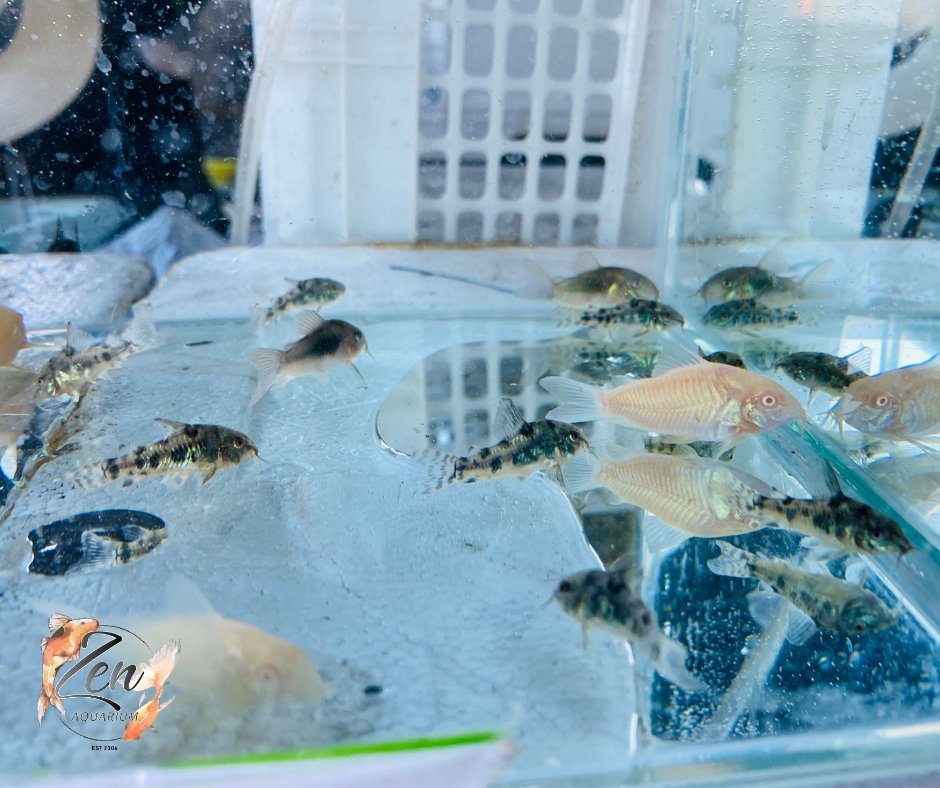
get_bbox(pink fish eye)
[875,394,889,407]
[761,394,776,407]
[257,663,281,684]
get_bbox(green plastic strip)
[168,730,501,769]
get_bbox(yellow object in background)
[202,157,238,191]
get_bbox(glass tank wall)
[1,1,940,786]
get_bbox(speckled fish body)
[427,417,588,489]
[564,299,684,333]
[543,359,805,451]
[553,568,704,691]
[565,453,769,538]
[703,298,800,329]
[708,541,897,636]
[775,350,870,396]
[754,493,912,555]
[699,266,797,302]
[553,267,659,308]
[71,421,258,489]
[838,354,940,440]
[37,341,135,399]
[262,277,345,323]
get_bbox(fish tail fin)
[37,689,49,724]
[247,348,284,405]
[706,540,752,578]
[513,260,555,301]
[68,462,107,490]
[144,640,181,691]
[122,304,161,351]
[562,452,601,494]
[539,376,603,423]
[414,449,458,493]
[158,694,175,713]
[643,635,706,692]
[798,258,837,294]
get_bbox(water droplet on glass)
[817,653,834,673]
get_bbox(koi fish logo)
[38,614,99,724]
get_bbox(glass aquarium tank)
[1,0,940,785]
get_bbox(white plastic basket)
[251,0,653,246]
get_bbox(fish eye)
[257,663,281,684]
[232,437,245,448]
[569,430,581,440]
[875,394,889,407]
[761,394,777,407]
[722,278,732,287]
[558,580,572,594]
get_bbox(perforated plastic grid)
[416,0,646,246]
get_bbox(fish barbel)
[553,567,704,691]
[835,353,940,442]
[541,355,805,456]
[564,452,771,551]
[708,541,897,643]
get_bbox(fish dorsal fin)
[650,343,708,377]
[162,573,222,620]
[48,613,70,633]
[492,397,527,440]
[154,419,187,437]
[66,323,96,351]
[843,347,872,376]
[297,310,325,336]
[643,518,688,554]
[284,277,299,286]
[608,552,641,587]
[574,249,601,271]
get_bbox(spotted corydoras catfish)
[708,540,897,645]
[553,566,705,691]
[702,298,800,330]
[70,420,258,489]
[561,298,685,334]
[260,277,345,324]
[775,347,871,399]
[248,310,367,405]
[422,397,588,491]
[751,492,912,556]
[36,309,160,400]
[515,250,659,308]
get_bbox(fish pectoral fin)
[643,519,689,554]
[581,623,590,650]
[746,591,818,646]
[712,437,738,461]
[40,637,49,651]
[66,323,96,351]
[67,650,83,662]
[76,531,116,572]
[348,361,366,384]
[201,466,217,484]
